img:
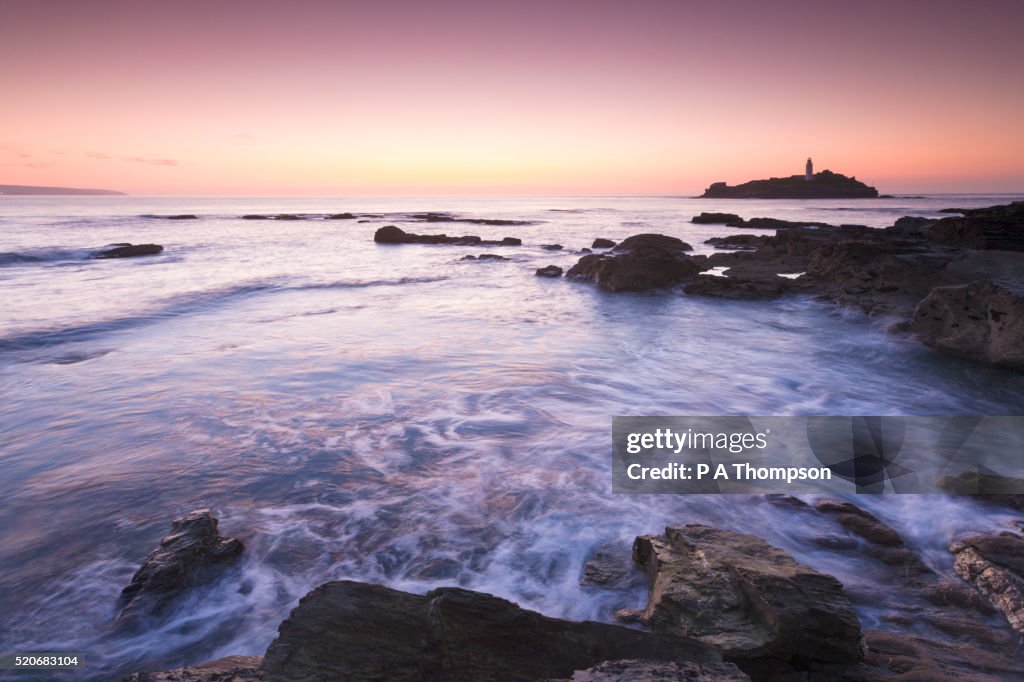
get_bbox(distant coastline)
[0,184,126,196]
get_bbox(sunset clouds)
[1,0,1022,194]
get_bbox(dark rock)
[632,524,863,665]
[850,630,1024,681]
[704,235,775,251]
[461,254,509,261]
[122,656,263,681]
[910,280,1024,368]
[118,509,244,622]
[691,212,743,225]
[580,247,592,253]
[544,659,750,681]
[152,214,198,220]
[579,546,645,590]
[950,532,1024,635]
[731,217,833,230]
[567,233,702,292]
[260,580,722,682]
[96,243,164,259]
[272,214,304,221]
[326,212,355,220]
[410,212,534,227]
[591,238,616,248]
[615,233,692,252]
[373,225,519,247]
[241,214,268,220]
[936,471,1024,511]
[813,500,933,583]
[536,265,563,278]
[700,169,879,199]
[926,200,1024,251]
[891,216,936,234]
[684,275,793,300]
[542,243,564,250]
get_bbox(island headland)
[700,159,879,199]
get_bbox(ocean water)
[1,194,1023,679]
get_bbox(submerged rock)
[118,509,243,622]
[951,532,1024,636]
[461,254,509,261]
[95,243,164,258]
[536,265,563,278]
[910,280,1024,368]
[326,212,355,219]
[591,238,616,248]
[260,580,721,682]
[374,225,520,247]
[683,275,793,300]
[566,233,701,292]
[542,243,564,250]
[691,212,743,225]
[632,524,863,665]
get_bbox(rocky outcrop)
[409,212,534,226]
[542,243,564,250]
[691,212,743,225]
[566,234,702,292]
[326,212,355,220]
[704,235,774,250]
[545,659,750,681]
[700,170,878,199]
[910,280,1024,368]
[950,532,1024,635]
[118,509,244,622]
[123,656,263,681]
[631,525,863,666]
[96,243,164,258]
[926,200,1024,251]
[536,265,563,278]
[374,225,521,246]
[260,580,721,682]
[591,238,616,248]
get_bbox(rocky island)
[700,160,879,199]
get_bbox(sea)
[1,194,1022,679]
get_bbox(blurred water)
[1,194,1022,679]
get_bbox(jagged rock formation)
[566,234,702,291]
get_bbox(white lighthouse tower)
[805,157,813,181]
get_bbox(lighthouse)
[805,157,813,181]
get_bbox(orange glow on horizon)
[2,0,1023,195]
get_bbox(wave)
[0,276,448,353]
[0,247,95,267]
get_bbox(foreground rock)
[683,275,794,300]
[260,580,721,681]
[374,225,521,246]
[96,243,164,258]
[123,656,262,681]
[700,169,878,199]
[118,509,243,622]
[566,234,702,292]
[632,525,863,666]
[545,659,750,681]
[950,531,1024,635]
[910,280,1024,368]
[927,200,1024,251]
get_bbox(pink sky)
[2,0,1023,195]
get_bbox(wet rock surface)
[591,238,616,248]
[118,509,244,622]
[566,233,702,291]
[544,659,751,681]
[936,471,1024,511]
[926,200,1024,251]
[950,531,1024,635]
[96,243,164,258]
[260,580,721,682]
[910,280,1024,368]
[123,656,263,681]
[632,524,864,665]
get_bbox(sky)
[2,0,1023,195]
